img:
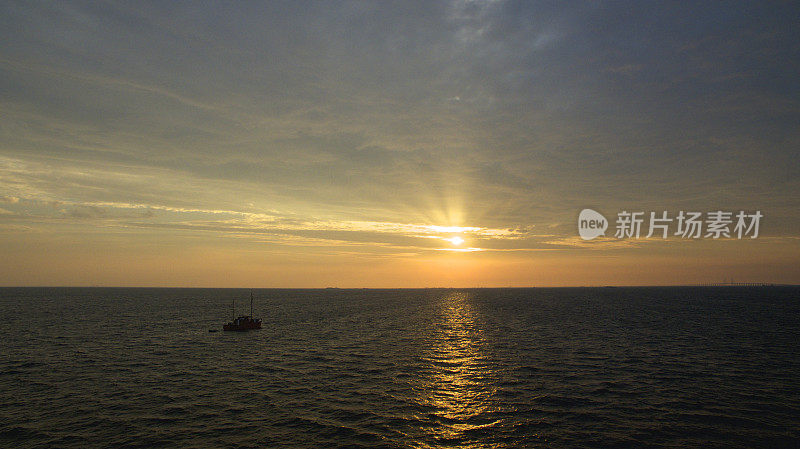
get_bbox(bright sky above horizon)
[1,1,798,287]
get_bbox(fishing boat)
[223,290,262,331]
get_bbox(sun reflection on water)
[414,291,499,448]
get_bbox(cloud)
[0,0,798,273]
[60,205,155,220]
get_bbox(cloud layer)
[1,1,798,285]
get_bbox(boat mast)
[232,298,235,321]
[250,289,254,317]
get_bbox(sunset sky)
[1,1,798,287]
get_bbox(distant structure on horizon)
[697,280,776,287]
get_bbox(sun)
[446,236,465,246]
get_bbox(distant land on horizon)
[2,284,796,289]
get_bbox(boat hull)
[223,316,262,331]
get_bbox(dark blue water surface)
[1,287,799,448]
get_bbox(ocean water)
[1,287,799,448]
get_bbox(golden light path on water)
[413,292,500,448]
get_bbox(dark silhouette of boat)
[223,290,262,331]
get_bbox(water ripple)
[0,287,798,447]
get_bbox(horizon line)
[0,284,795,289]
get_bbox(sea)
[0,287,798,448]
